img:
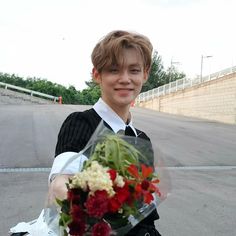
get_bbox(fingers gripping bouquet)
[47,122,164,236]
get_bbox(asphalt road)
[0,104,235,236]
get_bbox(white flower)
[69,161,115,197]
[114,175,125,188]
[70,172,88,191]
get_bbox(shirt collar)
[93,98,137,136]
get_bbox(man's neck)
[109,104,131,124]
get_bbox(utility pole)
[170,59,180,83]
[200,55,212,82]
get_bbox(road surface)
[0,105,235,235]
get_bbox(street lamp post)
[170,59,180,83]
[200,55,212,82]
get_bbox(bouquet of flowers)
[46,122,166,236]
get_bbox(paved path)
[0,105,235,235]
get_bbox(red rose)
[68,219,86,236]
[109,183,131,212]
[85,190,109,218]
[67,188,81,204]
[116,183,130,203]
[92,221,111,236]
[70,204,84,220]
[109,196,121,213]
[107,169,117,181]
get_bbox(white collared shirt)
[93,98,137,135]
[48,98,136,183]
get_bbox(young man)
[11,30,161,236]
[49,30,161,236]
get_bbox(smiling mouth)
[115,88,133,91]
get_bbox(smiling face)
[93,48,148,112]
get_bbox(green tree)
[165,66,186,83]
[80,79,101,104]
[141,51,166,92]
[141,51,186,92]
[0,72,82,104]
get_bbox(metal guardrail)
[0,82,59,102]
[136,65,236,103]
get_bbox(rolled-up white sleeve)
[48,152,88,185]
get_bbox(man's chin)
[116,99,134,107]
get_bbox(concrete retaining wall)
[138,72,236,124]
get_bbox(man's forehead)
[115,50,143,66]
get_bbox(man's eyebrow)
[129,63,142,67]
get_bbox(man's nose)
[119,71,131,83]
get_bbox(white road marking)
[0,166,236,173]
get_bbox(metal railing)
[136,65,236,103]
[0,82,59,102]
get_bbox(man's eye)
[109,68,119,73]
[131,69,141,73]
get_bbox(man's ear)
[142,68,150,84]
[92,68,101,84]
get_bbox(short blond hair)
[91,30,153,73]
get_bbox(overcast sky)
[0,0,235,90]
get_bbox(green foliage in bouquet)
[84,135,147,176]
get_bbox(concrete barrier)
[138,72,236,124]
[0,87,58,105]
